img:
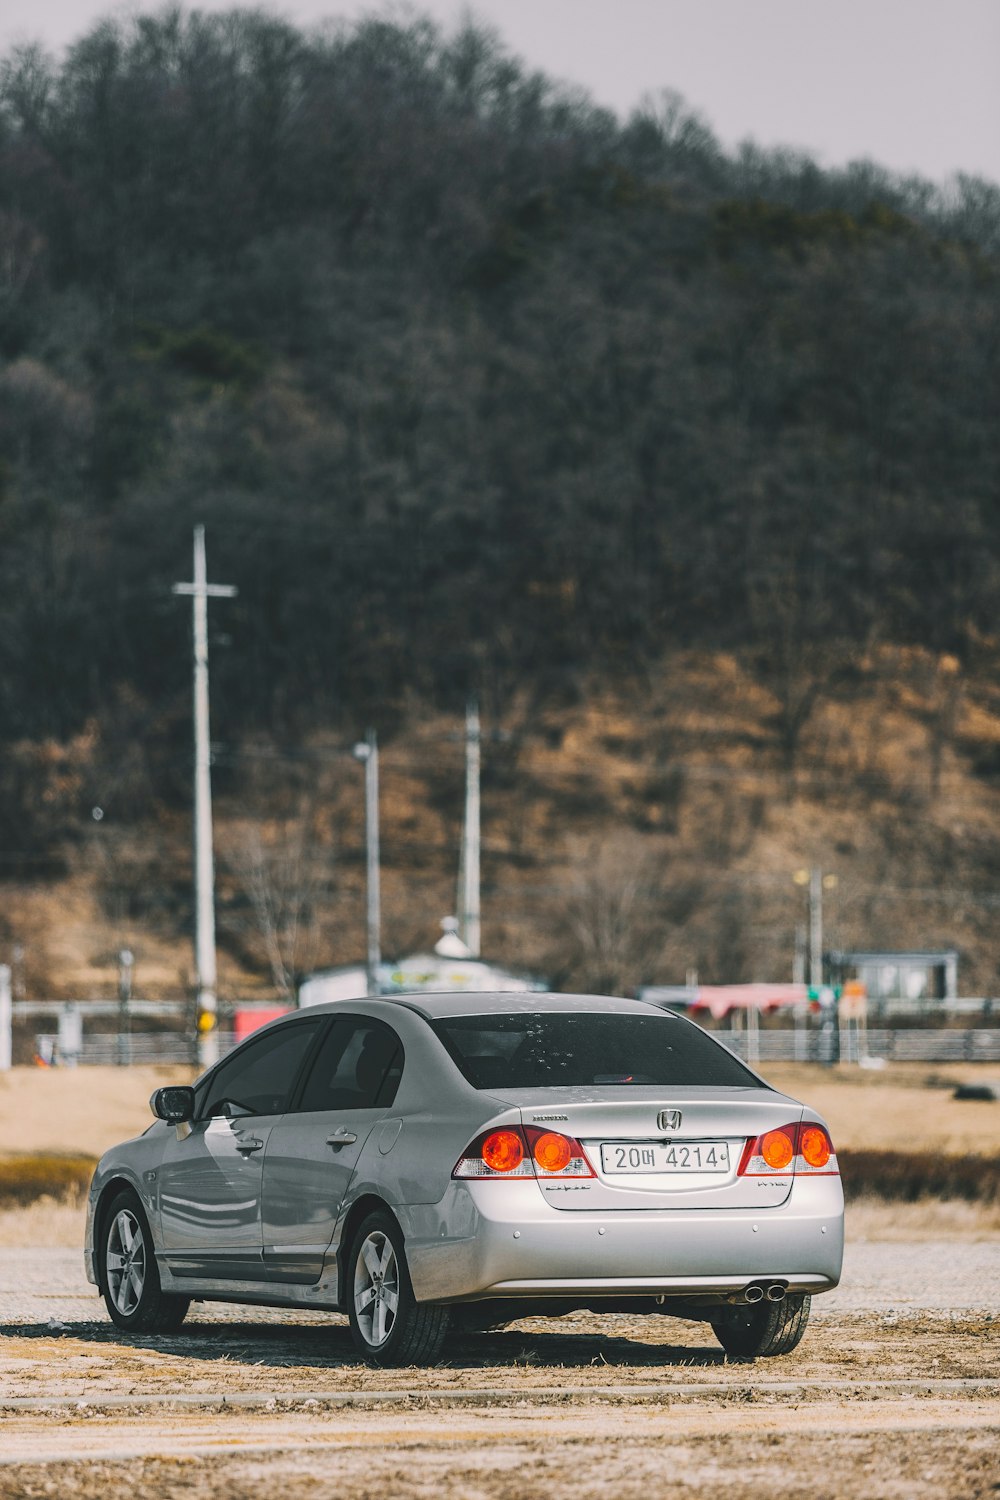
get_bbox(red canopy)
[689,984,809,1021]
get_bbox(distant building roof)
[298,948,548,1007]
[378,953,547,995]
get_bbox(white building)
[298,919,548,1007]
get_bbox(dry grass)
[6,1062,1000,1160]
[0,1154,96,1206]
[846,1195,1000,1242]
[760,1062,1000,1155]
[838,1148,1000,1204]
[0,1064,194,1158]
[11,649,1000,1003]
[2,1194,999,1249]
[2,1185,999,1254]
[0,1195,86,1247]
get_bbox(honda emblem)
[657,1108,682,1132]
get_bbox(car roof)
[349,991,669,1021]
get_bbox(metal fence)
[722,1027,1000,1064]
[32,1032,238,1067]
[29,1026,1000,1068]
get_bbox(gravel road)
[3,1241,999,1500]
[4,1239,999,1325]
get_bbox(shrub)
[0,1154,96,1206]
[838,1149,1000,1204]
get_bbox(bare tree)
[222,807,333,997]
[556,832,666,995]
[924,652,963,801]
[747,562,861,797]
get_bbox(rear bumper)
[400,1175,844,1304]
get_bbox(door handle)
[235,1137,264,1155]
[326,1129,358,1147]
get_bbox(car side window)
[296,1018,403,1112]
[200,1020,321,1118]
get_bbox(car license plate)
[599,1141,731,1175]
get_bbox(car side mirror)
[150,1085,195,1124]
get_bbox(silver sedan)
[85,993,844,1364]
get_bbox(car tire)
[713,1293,811,1358]
[346,1209,450,1367]
[100,1188,191,1334]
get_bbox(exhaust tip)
[744,1283,765,1303]
[766,1283,787,1302]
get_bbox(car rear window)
[431,1012,757,1090]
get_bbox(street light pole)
[459,699,481,959]
[353,730,381,996]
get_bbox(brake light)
[800,1125,832,1169]
[525,1126,595,1178]
[761,1129,794,1170]
[738,1121,838,1176]
[531,1130,571,1173]
[453,1125,595,1179]
[482,1129,525,1173]
[454,1127,534,1177]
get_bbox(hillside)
[8,644,1000,1004]
[0,9,998,1002]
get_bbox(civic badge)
[657,1108,682,1132]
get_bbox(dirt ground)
[3,1063,1000,1496]
[759,1062,1000,1155]
[1,1304,998,1498]
[4,1060,1000,1160]
[1,1426,998,1500]
[0,1065,194,1159]
[1,1397,998,1500]
[2,1208,1000,1499]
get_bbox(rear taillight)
[738,1121,838,1177]
[525,1126,595,1178]
[454,1125,595,1180]
[799,1124,833,1169]
[761,1128,794,1170]
[454,1128,534,1177]
[482,1129,526,1173]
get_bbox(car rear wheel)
[100,1188,190,1333]
[346,1210,450,1367]
[713,1293,811,1358]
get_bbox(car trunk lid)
[498,1086,802,1210]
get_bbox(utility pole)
[809,867,823,989]
[792,925,807,985]
[457,699,481,958]
[353,730,381,996]
[117,948,133,1067]
[0,966,11,1071]
[173,526,237,1068]
[794,866,837,990]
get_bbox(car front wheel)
[713,1293,811,1358]
[100,1188,190,1333]
[346,1209,450,1367]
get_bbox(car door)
[156,1017,322,1281]
[262,1015,404,1284]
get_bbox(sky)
[2,0,998,186]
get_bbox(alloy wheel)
[106,1208,146,1317]
[353,1230,400,1347]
